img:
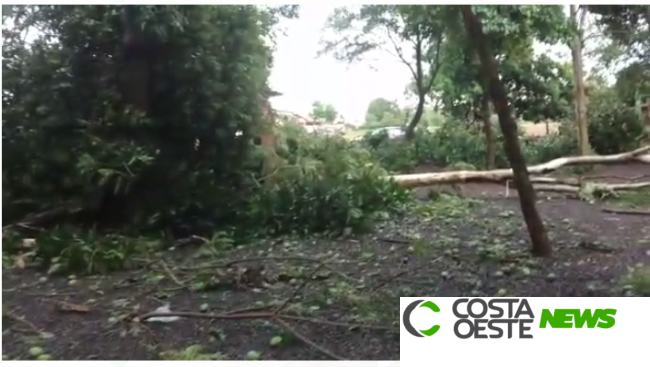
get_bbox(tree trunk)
[461,6,552,257]
[122,6,150,112]
[480,93,496,169]
[405,94,426,141]
[96,5,155,224]
[570,5,592,156]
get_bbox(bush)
[412,120,510,168]
[242,125,412,236]
[361,118,510,172]
[2,228,156,275]
[588,93,646,154]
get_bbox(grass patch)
[622,267,650,296]
[606,189,650,209]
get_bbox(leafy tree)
[586,5,649,61]
[320,5,448,140]
[615,61,650,105]
[569,4,593,155]
[309,101,339,123]
[364,98,402,127]
[585,6,650,145]
[501,55,574,122]
[2,5,296,232]
[428,5,571,167]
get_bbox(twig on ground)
[4,311,43,335]
[137,310,272,322]
[279,315,397,331]
[602,207,650,216]
[225,305,273,315]
[158,260,185,287]
[377,237,411,245]
[135,261,388,360]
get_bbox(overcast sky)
[268,5,602,124]
[268,4,414,124]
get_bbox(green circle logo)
[418,300,441,337]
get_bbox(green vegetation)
[2,4,649,361]
[2,5,413,276]
[309,101,339,124]
[3,1,647,294]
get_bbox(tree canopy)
[309,101,339,123]
[587,5,649,61]
[364,98,401,127]
[2,5,298,231]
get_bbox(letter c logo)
[402,300,441,337]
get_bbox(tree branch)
[425,33,445,92]
[385,24,418,82]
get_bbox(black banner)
[400,297,649,361]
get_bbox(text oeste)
[452,298,534,339]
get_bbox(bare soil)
[3,164,649,361]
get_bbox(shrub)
[588,102,645,154]
[241,126,413,236]
[2,228,156,275]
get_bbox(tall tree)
[586,5,650,143]
[320,5,447,140]
[569,5,593,155]
[461,5,552,257]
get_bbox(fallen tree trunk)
[392,146,650,188]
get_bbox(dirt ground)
[3,163,649,361]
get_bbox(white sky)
[268,5,603,124]
[268,4,414,124]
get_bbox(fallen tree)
[392,145,650,188]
